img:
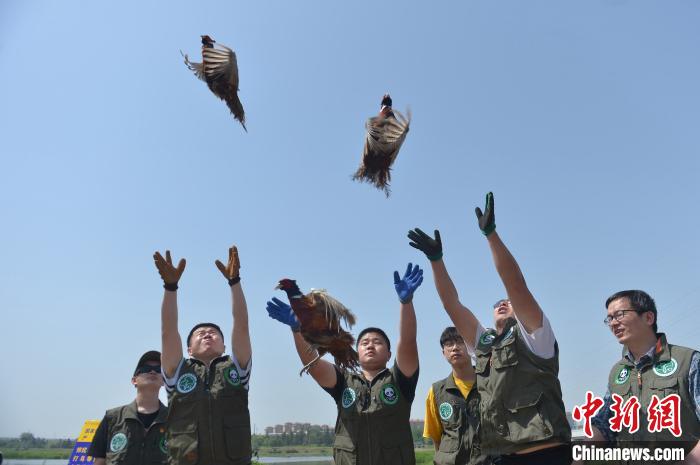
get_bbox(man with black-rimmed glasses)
[584,290,700,463]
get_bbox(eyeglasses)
[135,365,161,375]
[603,309,636,326]
[442,340,464,349]
[493,299,510,309]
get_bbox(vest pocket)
[168,424,198,465]
[492,340,518,370]
[502,391,553,442]
[650,377,678,397]
[437,435,459,453]
[223,417,251,460]
[474,355,490,374]
[333,435,356,465]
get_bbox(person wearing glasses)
[585,290,700,461]
[408,192,571,465]
[88,351,168,465]
[423,327,492,465]
[153,245,253,465]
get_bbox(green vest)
[608,334,700,453]
[333,365,416,465]
[432,374,492,465]
[166,356,251,465]
[103,401,168,465]
[473,318,571,455]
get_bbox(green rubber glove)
[475,192,496,236]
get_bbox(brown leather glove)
[215,245,241,285]
[153,250,186,290]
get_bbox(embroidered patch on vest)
[159,436,168,454]
[109,432,127,452]
[439,402,453,421]
[503,326,515,339]
[653,358,678,377]
[380,383,399,405]
[341,387,357,408]
[176,373,197,393]
[479,331,496,346]
[615,366,630,385]
[224,366,241,386]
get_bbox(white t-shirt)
[164,354,252,391]
[473,313,556,359]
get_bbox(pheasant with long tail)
[182,35,247,131]
[352,94,411,196]
[271,279,359,375]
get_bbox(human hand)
[153,250,186,290]
[407,228,443,261]
[215,245,241,285]
[266,297,300,331]
[475,192,496,236]
[394,263,423,304]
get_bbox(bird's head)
[381,93,393,108]
[275,278,302,299]
[275,278,298,291]
[201,35,215,46]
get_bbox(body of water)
[6,458,332,465]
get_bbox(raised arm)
[408,228,481,348]
[266,298,337,388]
[153,250,186,377]
[476,192,543,333]
[215,245,251,368]
[394,263,421,377]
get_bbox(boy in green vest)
[584,290,700,463]
[88,351,168,465]
[266,263,423,465]
[153,245,253,465]
[408,192,571,464]
[423,327,492,465]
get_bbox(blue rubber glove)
[266,297,300,331]
[394,263,424,304]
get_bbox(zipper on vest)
[206,365,216,461]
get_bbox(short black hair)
[439,327,464,348]
[605,290,658,334]
[187,322,225,347]
[357,327,391,352]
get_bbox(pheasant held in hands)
[276,279,359,374]
[183,35,247,131]
[353,94,411,197]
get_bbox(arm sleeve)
[87,415,109,458]
[393,361,419,404]
[514,313,556,359]
[471,323,486,352]
[230,353,252,391]
[322,366,345,403]
[163,358,185,393]
[591,390,617,444]
[689,351,700,423]
[423,386,443,444]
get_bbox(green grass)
[3,448,73,459]
[415,447,434,465]
[256,445,333,456]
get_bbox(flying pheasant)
[183,35,247,131]
[352,94,411,196]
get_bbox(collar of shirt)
[624,344,656,369]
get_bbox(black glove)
[407,228,443,261]
[475,192,496,236]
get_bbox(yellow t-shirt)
[423,374,474,445]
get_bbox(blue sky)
[1,1,699,438]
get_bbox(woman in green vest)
[408,192,572,465]
[266,263,423,465]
